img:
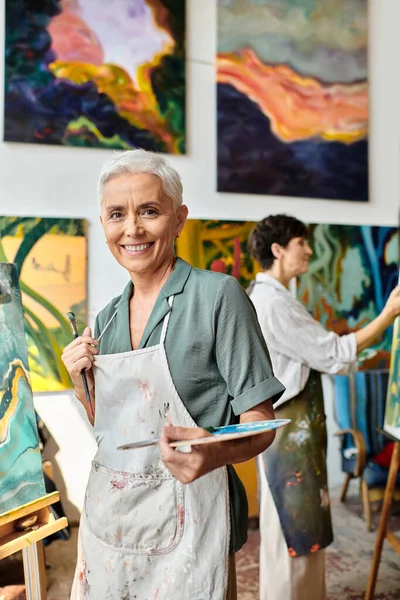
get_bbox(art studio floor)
[1,485,399,600]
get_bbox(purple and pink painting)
[4,0,186,152]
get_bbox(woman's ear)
[271,242,282,260]
[176,204,188,236]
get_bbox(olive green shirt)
[94,258,285,553]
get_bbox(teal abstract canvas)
[0,263,45,516]
[297,224,399,370]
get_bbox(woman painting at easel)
[248,214,400,600]
[61,150,285,599]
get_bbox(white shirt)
[249,272,358,407]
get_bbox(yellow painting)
[176,219,259,289]
[0,217,87,392]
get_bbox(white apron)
[70,297,230,600]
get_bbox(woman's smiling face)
[101,172,187,276]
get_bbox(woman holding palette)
[248,214,400,600]
[61,150,285,600]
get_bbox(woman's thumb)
[83,326,92,336]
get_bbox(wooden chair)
[334,370,400,530]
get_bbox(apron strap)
[97,310,117,343]
[160,296,174,345]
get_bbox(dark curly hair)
[248,214,308,270]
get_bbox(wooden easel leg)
[340,473,352,502]
[22,540,47,600]
[365,442,400,600]
[361,479,372,532]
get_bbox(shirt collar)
[114,257,192,309]
[255,272,291,294]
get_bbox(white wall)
[0,0,399,520]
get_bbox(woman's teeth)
[125,243,152,252]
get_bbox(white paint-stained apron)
[70,297,230,600]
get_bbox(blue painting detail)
[0,263,45,516]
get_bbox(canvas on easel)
[383,315,400,441]
[0,263,46,516]
[0,262,68,599]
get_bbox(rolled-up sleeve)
[263,298,358,375]
[213,277,285,416]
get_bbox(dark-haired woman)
[247,214,400,600]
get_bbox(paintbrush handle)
[67,312,95,419]
[81,371,94,419]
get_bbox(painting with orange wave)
[298,224,399,369]
[0,217,87,392]
[4,0,185,153]
[217,0,368,200]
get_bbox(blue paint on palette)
[211,419,291,435]
[0,263,45,516]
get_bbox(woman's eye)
[142,209,157,217]
[110,212,123,219]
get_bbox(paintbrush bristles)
[66,312,79,338]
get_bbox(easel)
[366,433,400,599]
[0,491,69,600]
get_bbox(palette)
[117,419,291,451]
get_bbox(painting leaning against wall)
[4,0,186,153]
[217,0,368,200]
[0,217,87,393]
[298,224,399,370]
[0,263,46,516]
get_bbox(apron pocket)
[84,462,185,555]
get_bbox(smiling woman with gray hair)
[62,149,285,600]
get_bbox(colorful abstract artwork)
[0,217,87,392]
[298,224,399,369]
[0,263,46,516]
[217,0,368,200]
[176,219,258,289]
[4,0,186,152]
[384,311,400,441]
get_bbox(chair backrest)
[334,370,389,459]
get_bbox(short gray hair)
[97,149,183,209]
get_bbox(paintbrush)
[66,311,94,419]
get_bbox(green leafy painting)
[0,217,87,392]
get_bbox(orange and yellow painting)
[217,0,368,200]
[0,217,87,392]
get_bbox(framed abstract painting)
[217,0,368,200]
[5,0,186,153]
